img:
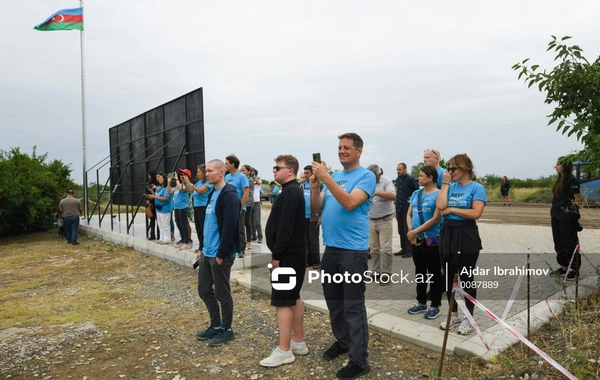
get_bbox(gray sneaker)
[439,315,462,331]
[457,318,473,335]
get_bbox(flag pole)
[80,0,88,222]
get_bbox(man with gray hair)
[366,164,396,285]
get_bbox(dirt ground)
[1,204,599,380]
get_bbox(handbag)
[417,190,439,247]
[57,216,64,228]
[145,205,154,218]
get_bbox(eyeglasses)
[273,166,291,171]
[447,167,458,173]
[424,149,439,158]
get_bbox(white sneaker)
[290,340,309,356]
[260,347,295,367]
[457,318,473,335]
[439,315,462,331]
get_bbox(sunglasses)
[273,166,291,171]
[447,167,458,173]
[424,149,439,158]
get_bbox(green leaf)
[531,64,539,71]
[523,58,530,64]
[561,36,572,41]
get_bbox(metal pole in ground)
[438,273,459,378]
[527,254,530,337]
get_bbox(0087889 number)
[459,281,499,289]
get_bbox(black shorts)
[501,190,509,196]
[270,253,306,307]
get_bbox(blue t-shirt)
[303,182,311,219]
[272,186,280,196]
[154,186,172,214]
[409,189,441,239]
[225,172,249,211]
[192,180,213,207]
[444,181,487,221]
[173,187,189,210]
[436,167,445,188]
[202,188,236,258]
[321,167,376,250]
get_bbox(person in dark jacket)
[394,163,419,258]
[260,154,308,367]
[436,153,487,336]
[195,159,240,347]
[550,158,582,281]
[146,170,159,240]
[501,176,511,206]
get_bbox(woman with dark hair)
[146,170,159,240]
[436,153,487,336]
[550,158,582,280]
[183,164,213,253]
[501,176,511,206]
[147,172,173,245]
[241,164,256,251]
[170,169,192,250]
[406,165,443,319]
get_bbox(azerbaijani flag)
[34,8,83,31]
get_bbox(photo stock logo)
[267,264,296,291]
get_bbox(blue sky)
[2,1,597,183]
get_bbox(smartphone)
[168,172,175,178]
[312,153,321,163]
[146,184,153,190]
[193,259,200,269]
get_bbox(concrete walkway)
[81,206,600,359]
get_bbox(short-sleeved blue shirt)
[225,172,249,211]
[192,180,213,207]
[154,186,172,214]
[409,189,441,239]
[444,181,487,221]
[321,167,376,250]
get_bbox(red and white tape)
[453,284,577,379]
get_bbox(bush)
[0,147,75,236]
[520,187,554,203]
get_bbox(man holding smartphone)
[310,133,375,380]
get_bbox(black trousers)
[193,206,207,249]
[305,219,320,265]
[244,206,253,242]
[412,241,443,308]
[551,216,580,270]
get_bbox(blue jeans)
[63,215,80,243]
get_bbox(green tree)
[513,35,600,177]
[0,147,75,236]
[410,158,447,178]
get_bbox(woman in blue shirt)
[183,164,213,253]
[406,165,443,319]
[436,154,487,336]
[147,172,173,245]
[170,169,192,250]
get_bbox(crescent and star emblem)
[53,14,65,22]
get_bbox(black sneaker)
[549,267,568,276]
[401,251,412,258]
[566,271,579,281]
[196,326,222,341]
[336,360,371,379]
[394,249,405,256]
[238,252,246,258]
[323,341,349,361]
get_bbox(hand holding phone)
[168,172,175,178]
[312,153,321,163]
